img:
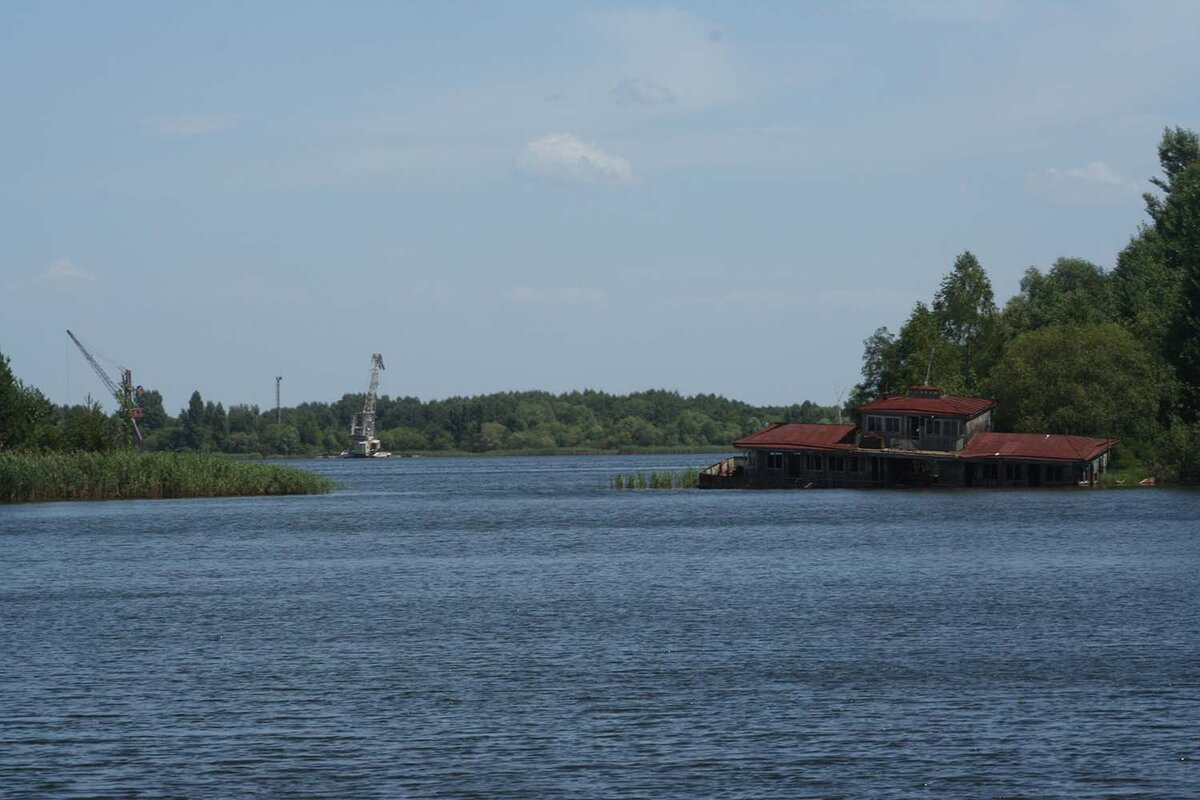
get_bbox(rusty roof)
[959,432,1117,462]
[734,422,858,451]
[857,393,996,417]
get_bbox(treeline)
[143,390,843,455]
[0,361,842,456]
[852,126,1200,481]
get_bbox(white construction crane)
[345,353,388,457]
[66,329,146,449]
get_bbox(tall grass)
[610,468,699,490]
[0,451,333,503]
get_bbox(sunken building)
[701,386,1115,489]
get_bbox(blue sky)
[2,1,1198,412]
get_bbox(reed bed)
[610,468,699,490]
[0,451,333,503]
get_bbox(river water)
[1,454,1198,798]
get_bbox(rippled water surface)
[2,454,1198,798]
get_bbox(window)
[829,456,845,472]
[1004,463,1023,480]
[767,452,783,470]
[848,456,860,472]
[884,417,900,433]
[867,416,881,433]
[788,454,803,478]
[984,464,998,480]
[927,419,942,436]
[805,453,823,471]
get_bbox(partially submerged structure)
[701,386,1115,489]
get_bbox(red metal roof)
[734,423,857,451]
[959,432,1117,462]
[857,393,996,417]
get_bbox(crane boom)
[346,354,387,457]
[67,329,120,398]
[66,329,145,449]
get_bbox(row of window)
[863,415,962,437]
[864,416,902,434]
[979,463,1066,481]
[764,453,1070,482]
[765,452,868,473]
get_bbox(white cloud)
[1025,161,1145,205]
[145,114,236,137]
[505,286,606,305]
[40,259,93,284]
[612,78,676,107]
[515,133,636,186]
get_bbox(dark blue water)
[1,454,1198,799]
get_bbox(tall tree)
[1112,231,1179,347]
[852,326,897,404]
[182,390,209,451]
[932,251,998,392]
[1145,128,1200,415]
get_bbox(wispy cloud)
[1025,161,1145,205]
[40,258,94,285]
[611,78,676,107]
[592,8,744,108]
[144,113,236,137]
[516,133,635,186]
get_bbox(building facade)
[705,386,1115,489]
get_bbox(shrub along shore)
[0,451,333,504]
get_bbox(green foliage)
[1112,231,1179,347]
[1003,258,1114,332]
[0,451,332,503]
[0,352,58,452]
[610,468,699,490]
[989,323,1165,443]
[115,388,840,456]
[933,251,999,389]
[182,390,208,451]
[846,126,1200,480]
[1157,163,1200,409]
[853,251,1001,399]
[62,399,117,452]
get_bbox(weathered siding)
[964,410,992,441]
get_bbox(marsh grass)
[610,468,699,490]
[0,451,333,503]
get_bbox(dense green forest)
[852,127,1200,481]
[3,127,1198,478]
[0,360,842,457]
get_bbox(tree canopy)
[851,126,1200,479]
